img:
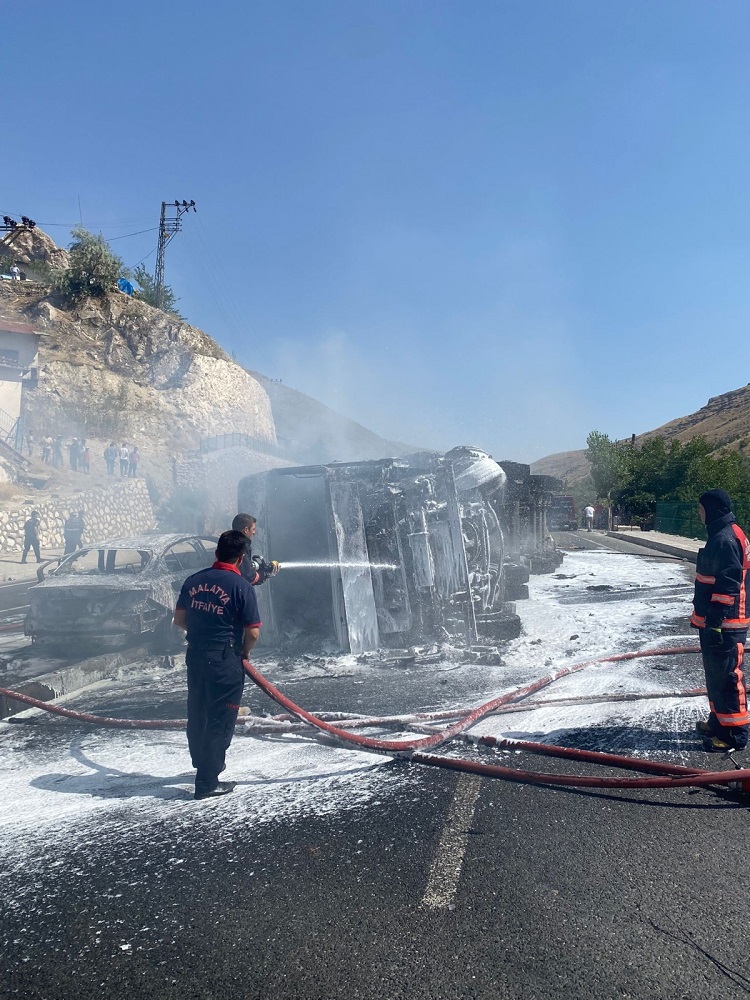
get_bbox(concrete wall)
[0,380,21,422]
[0,329,39,368]
[0,478,155,553]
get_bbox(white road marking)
[421,774,482,910]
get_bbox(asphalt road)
[4,540,750,1000]
[0,579,31,617]
[553,528,688,558]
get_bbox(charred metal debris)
[239,447,563,656]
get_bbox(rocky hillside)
[0,280,275,492]
[0,227,419,517]
[1,225,69,272]
[251,371,411,464]
[532,382,750,485]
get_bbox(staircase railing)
[199,431,300,461]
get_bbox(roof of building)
[0,320,42,337]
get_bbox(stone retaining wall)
[0,478,155,552]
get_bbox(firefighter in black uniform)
[173,530,262,799]
[231,512,280,586]
[691,489,750,752]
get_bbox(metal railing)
[656,500,750,540]
[0,406,24,453]
[199,432,297,461]
[0,406,16,439]
[655,502,705,540]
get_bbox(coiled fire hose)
[2,644,750,792]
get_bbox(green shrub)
[52,228,124,304]
[132,265,183,319]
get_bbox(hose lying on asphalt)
[241,651,750,791]
[239,687,709,735]
[240,646,703,756]
[3,643,750,792]
[0,690,186,729]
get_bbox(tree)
[52,227,125,304]
[586,429,750,529]
[133,265,183,319]
[586,431,627,501]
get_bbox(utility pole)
[154,199,196,309]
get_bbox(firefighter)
[231,512,279,586]
[690,489,750,752]
[172,530,261,800]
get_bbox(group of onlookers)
[66,437,91,474]
[103,442,140,477]
[17,432,142,566]
[37,435,63,467]
[29,434,141,477]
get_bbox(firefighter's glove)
[253,557,279,583]
[707,627,724,649]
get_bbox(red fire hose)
[240,651,750,792]
[240,645,703,756]
[3,643,750,792]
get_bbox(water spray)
[276,561,401,571]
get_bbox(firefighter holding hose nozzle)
[173,530,262,800]
[232,512,280,585]
[691,489,750,753]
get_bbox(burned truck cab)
[237,446,521,655]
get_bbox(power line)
[107,227,158,241]
[182,232,241,340]
[191,217,251,339]
[0,209,153,229]
[129,246,158,270]
[45,220,154,230]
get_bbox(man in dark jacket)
[21,511,42,564]
[691,489,750,751]
[231,513,279,586]
[63,511,85,555]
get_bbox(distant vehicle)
[24,534,218,651]
[548,495,578,532]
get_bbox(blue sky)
[3,1,750,462]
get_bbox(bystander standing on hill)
[41,435,52,464]
[103,442,117,475]
[119,443,129,476]
[81,441,90,474]
[128,445,140,477]
[68,437,80,472]
[25,432,33,458]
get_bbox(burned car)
[238,446,538,656]
[24,534,218,651]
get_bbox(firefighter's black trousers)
[699,628,749,747]
[186,645,245,795]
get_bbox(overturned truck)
[238,447,560,655]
